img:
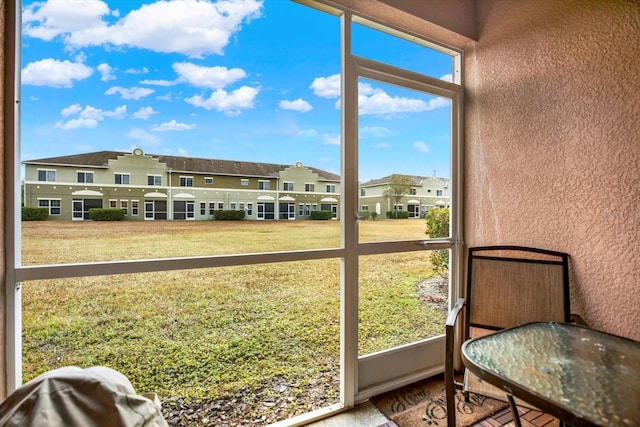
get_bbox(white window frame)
[305,183,315,192]
[77,171,94,184]
[114,173,130,185]
[131,200,139,216]
[258,180,270,190]
[37,198,61,215]
[148,174,162,186]
[37,168,56,182]
[326,184,336,193]
[179,176,194,187]
[283,181,294,191]
[240,178,249,186]
[204,177,214,184]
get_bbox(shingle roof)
[23,150,340,181]
[360,174,448,187]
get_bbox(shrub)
[88,208,125,221]
[213,210,246,220]
[358,211,370,220]
[425,207,450,278]
[310,210,333,220]
[370,212,378,220]
[22,207,49,221]
[386,211,409,219]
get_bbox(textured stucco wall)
[465,0,640,340]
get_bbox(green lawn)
[21,219,446,421]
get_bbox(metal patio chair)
[445,246,582,427]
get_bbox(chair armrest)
[446,298,466,328]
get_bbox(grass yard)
[21,219,447,424]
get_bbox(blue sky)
[20,0,453,182]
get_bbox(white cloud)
[61,103,82,117]
[413,141,431,153]
[440,73,453,83]
[279,98,312,112]
[124,67,149,74]
[23,0,111,41]
[322,134,340,146]
[133,106,159,120]
[22,58,93,88]
[56,118,99,130]
[185,86,259,116]
[310,74,340,98]
[97,63,115,81]
[152,120,196,132]
[374,142,392,149]
[140,79,177,87]
[173,62,247,89]
[24,0,264,58]
[126,127,160,146]
[360,126,391,138]
[56,104,126,129]
[105,86,154,100]
[358,93,449,116]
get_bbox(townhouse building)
[23,148,342,221]
[23,148,450,221]
[359,174,450,218]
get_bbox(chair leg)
[463,390,470,402]
[506,394,522,427]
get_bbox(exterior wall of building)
[465,0,640,340]
[23,151,342,222]
[360,176,450,218]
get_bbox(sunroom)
[0,0,638,426]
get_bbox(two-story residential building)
[359,174,450,218]
[23,148,342,221]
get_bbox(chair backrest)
[465,246,570,341]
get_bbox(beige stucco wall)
[465,0,640,340]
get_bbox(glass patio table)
[461,322,639,427]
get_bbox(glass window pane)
[358,78,451,242]
[358,252,448,355]
[352,22,453,82]
[23,261,340,424]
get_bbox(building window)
[436,189,443,196]
[121,200,128,216]
[205,177,213,184]
[259,180,270,190]
[148,175,162,186]
[218,202,224,210]
[299,204,304,216]
[305,204,311,216]
[37,169,56,182]
[394,204,403,212]
[312,203,318,211]
[209,202,215,215]
[360,188,365,196]
[115,173,130,185]
[200,202,206,216]
[77,171,93,183]
[283,182,294,191]
[247,203,253,216]
[230,202,237,210]
[131,200,139,216]
[409,188,417,195]
[241,179,249,186]
[361,205,369,211]
[109,200,117,208]
[305,183,315,192]
[38,199,61,215]
[239,203,245,212]
[180,176,193,187]
[326,184,336,193]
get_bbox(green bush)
[310,210,333,220]
[370,212,378,220]
[386,211,409,219]
[213,210,246,220]
[88,208,125,221]
[358,211,370,220]
[425,207,450,278]
[22,207,49,221]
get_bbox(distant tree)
[383,174,414,218]
[425,207,450,278]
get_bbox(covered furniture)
[445,246,578,427]
[0,366,167,427]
